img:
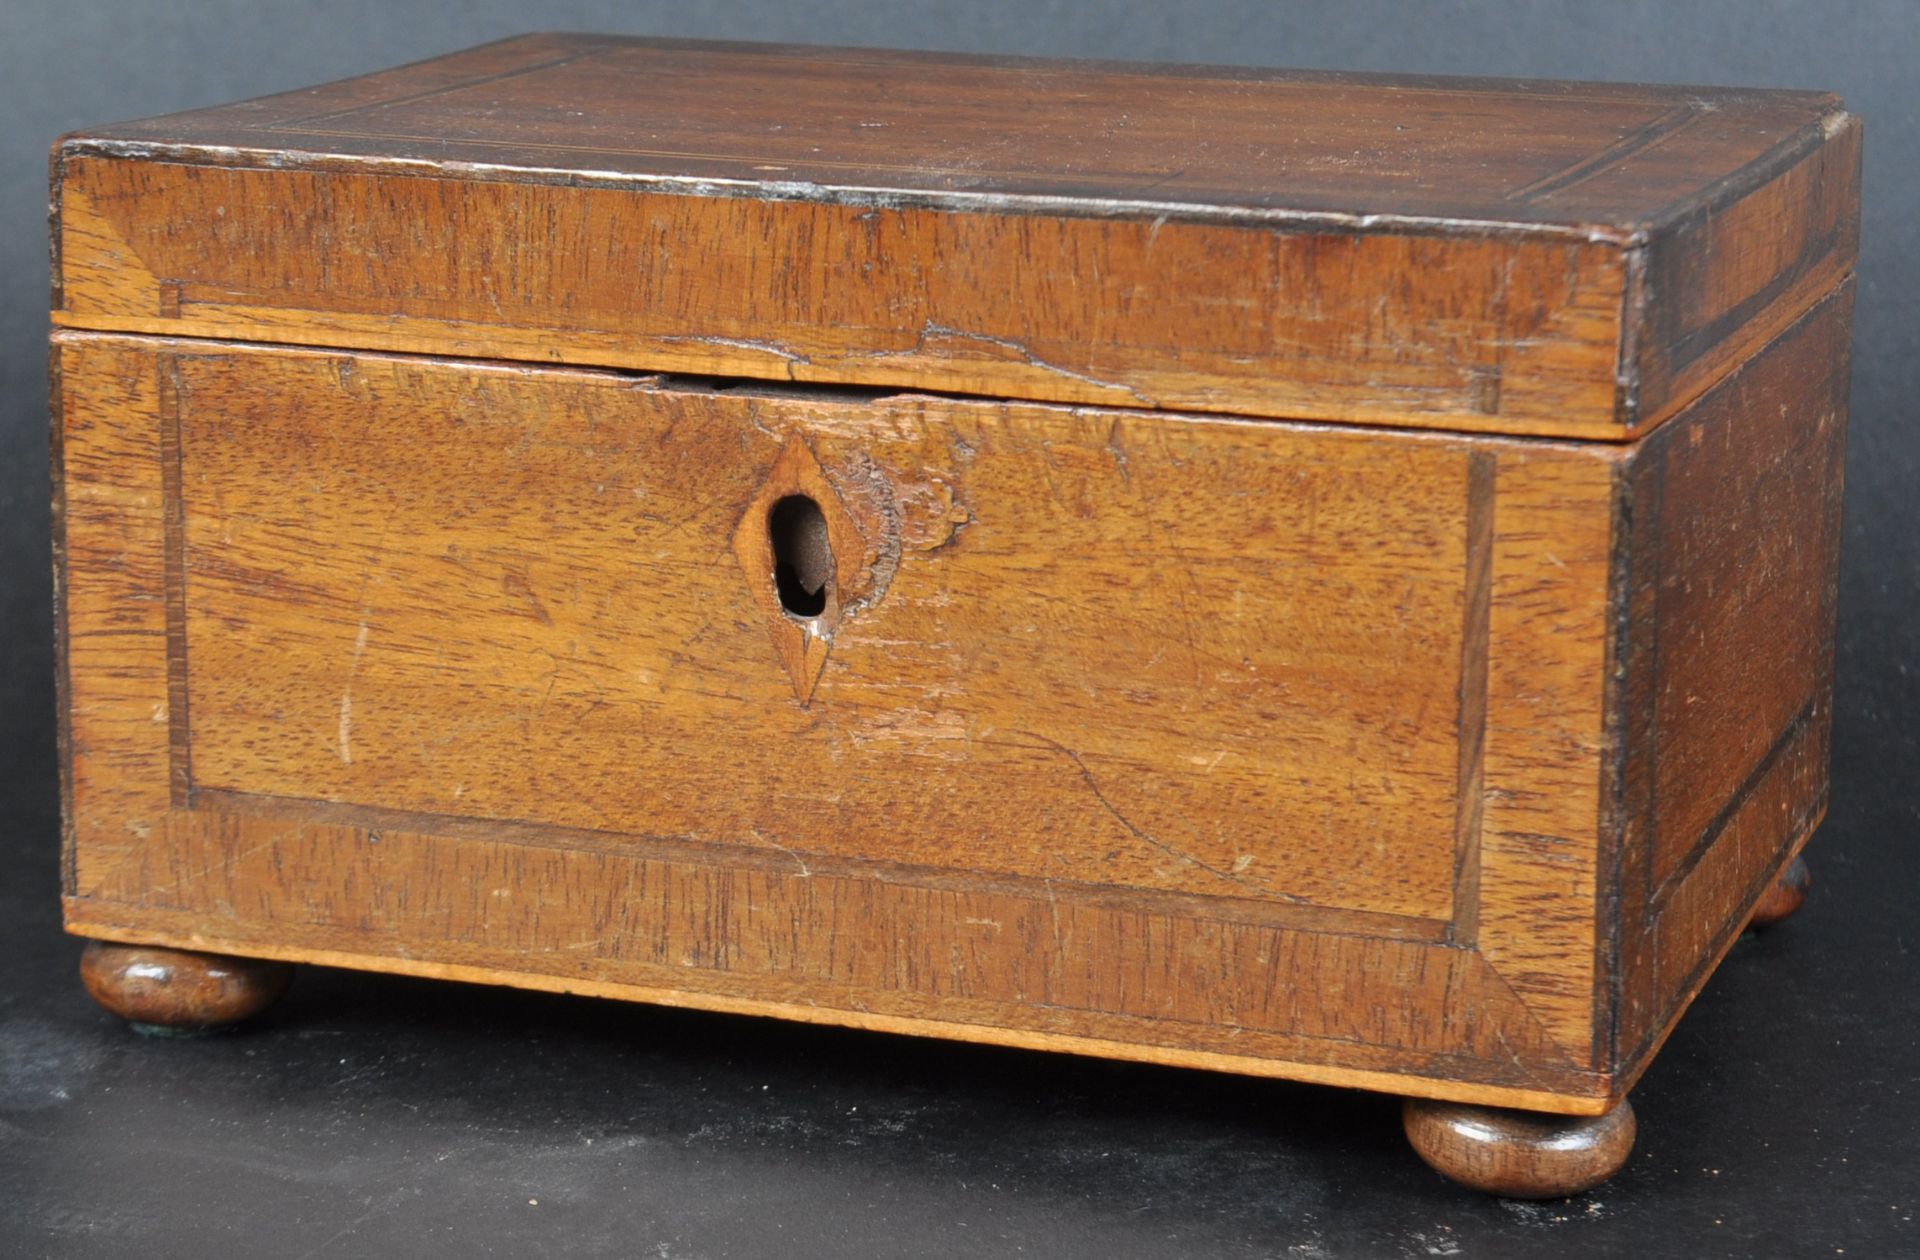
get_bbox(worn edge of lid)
[1612,107,1859,432]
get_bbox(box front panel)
[58,333,1619,1107]
[174,347,1474,919]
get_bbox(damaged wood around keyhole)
[730,434,862,704]
[769,494,833,619]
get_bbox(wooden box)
[51,35,1857,1196]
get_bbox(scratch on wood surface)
[501,570,554,625]
[1018,729,1297,900]
[137,827,299,900]
[658,334,813,379]
[1103,416,1133,487]
[750,827,812,878]
[337,619,369,765]
[1490,1027,1549,1090]
[871,321,1157,407]
[1043,878,1066,963]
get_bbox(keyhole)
[768,494,832,618]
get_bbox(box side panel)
[51,155,1630,439]
[59,331,1619,1109]
[1608,281,1850,1081]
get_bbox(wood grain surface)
[51,38,1855,1116]
[169,347,1483,920]
[50,34,1858,439]
[55,283,1845,1109]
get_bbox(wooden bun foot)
[1403,1098,1635,1198]
[1747,855,1811,929]
[79,941,293,1035]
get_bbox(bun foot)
[1403,1098,1635,1198]
[1747,854,1811,929]
[79,941,293,1036]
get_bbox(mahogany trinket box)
[50,35,1857,1197]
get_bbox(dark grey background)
[2,2,1915,1257]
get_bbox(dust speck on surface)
[0,1019,103,1112]
[1497,1197,1612,1227]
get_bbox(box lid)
[52,33,1858,439]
